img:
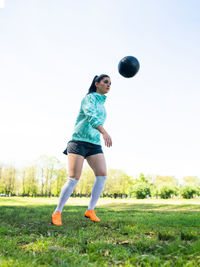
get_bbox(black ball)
[118,56,140,78]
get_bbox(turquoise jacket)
[70,92,107,145]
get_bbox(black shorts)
[63,140,103,159]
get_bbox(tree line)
[0,155,200,199]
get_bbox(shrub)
[180,186,197,199]
[130,182,151,199]
[160,185,178,199]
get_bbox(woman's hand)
[102,132,112,147]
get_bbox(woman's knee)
[95,170,107,177]
[68,168,82,180]
[68,174,80,180]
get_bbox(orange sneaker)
[85,209,100,222]
[51,211,62,226]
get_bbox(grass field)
[0,197,200,266]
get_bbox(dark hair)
[87,74,110,94]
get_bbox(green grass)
[0,197,200,266]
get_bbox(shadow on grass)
[1,202,200,233]
[99,202,200,211]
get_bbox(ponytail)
[87,75,98,95]
[87,74,110,95]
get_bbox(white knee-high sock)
[88,176,106,211]
[55,177,78,213]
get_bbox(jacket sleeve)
[82,94,102,129]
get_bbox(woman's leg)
[54,153,84,213]
[86,153,107,211]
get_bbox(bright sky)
[0,0,200,182]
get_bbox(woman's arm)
[96,124,106,134]
[97,125,112,147]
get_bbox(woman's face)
[95,77,111,95]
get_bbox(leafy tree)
[21,166,39,196]
[145,174,154,184]
[52,167,68,196]
[103,169,134,196]
[75,166,95,196]
[1,166,18,195]
[35,155,61,196]
[180,186,197,199]
[159,185,179,199]
[0,164,4,193]
[150,184,160,198]
[137,173,148,183]
[154,175,178,186]
[130,182,151,199]
[183,176,200,185]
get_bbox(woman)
[51,74,112,225]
